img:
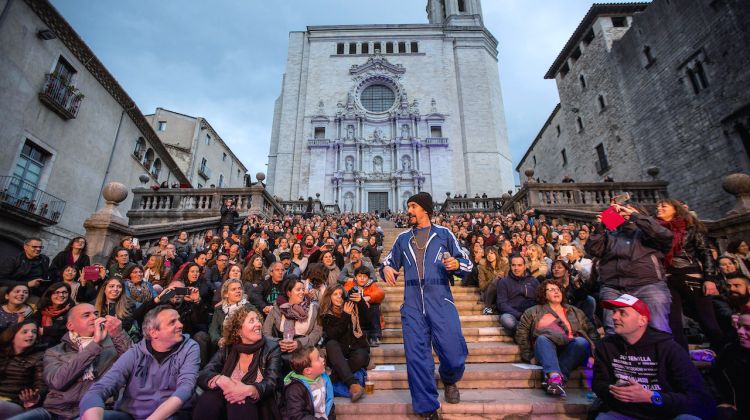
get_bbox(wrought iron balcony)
[0,176,66,226]
[198,165,212,180]
[424,137,448,146]
[38,73,84,120]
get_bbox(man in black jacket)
[585,203,674,335]
[592,294,715,420]
[0,238,50,299]
[219,199,238,231]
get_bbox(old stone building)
[145,108,248,188]
[267,0,515,212]
[517,0,750,219]
[0,0,190,254]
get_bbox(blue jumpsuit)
[380,224,472,413]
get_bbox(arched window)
[150,158,161,178]
[133,137,146,159]
[143,148,155,168]
[219,174,224,187]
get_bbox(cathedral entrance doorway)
[368,192,389,213]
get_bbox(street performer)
[381,192,471,419]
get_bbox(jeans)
[573,295,597,324]
[500,313,519,336]
[6,408,55,420]
[596,411,700,420]
[533,336,590,379]
[600,282,671,335]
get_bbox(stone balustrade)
[440,197,502,213]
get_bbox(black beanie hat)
[407,192,434,215]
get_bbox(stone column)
[83,182,133,265]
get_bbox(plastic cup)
[365,381,374,394]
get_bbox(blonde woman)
[210,279,256,348]
[526,244,549,280]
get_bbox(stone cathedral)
[266,0,514,213]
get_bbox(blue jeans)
[600,282,671,335]
[500,313,519,336]
[596,411,700,420]
[574,295,597,324]
[533,336,590,379]
[7,408,55,420]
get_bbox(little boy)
[344,265,385,346]
[283,346,336,420]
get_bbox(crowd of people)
[0,195,748,420]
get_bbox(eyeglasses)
[545,288,561,293]
[52,291,69,296]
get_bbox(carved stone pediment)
[349,54,405,76]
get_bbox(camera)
[345,286,360,301]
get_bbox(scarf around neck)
[658,217,688,267]
[69,331,96,380]
[41,303,70,327]
[221,338,265,383]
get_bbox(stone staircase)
[334,223,592,419]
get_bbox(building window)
[576,116,584,132]
[150,158,161,178]
[374,42,381,53]
[197,183,203,188]
[556,125,561,136]
[222,152,227,162]
[349,42,356,54]
[53,56,77,83]
[598,94,606,111]
[559,62,570,78]
[595,143,610,173]
[643,45,655,67]
[157,121,167,131]
[398,42,406,53]
[410,42,418,53]
[314,127,326,139]
[430,126,443,137]
[12,141,49,199]
[458,0,466,12]
[360,84,395,112]
[686,59,709,94]
[361,43,369,54]
[386,42,393,54]
[218,174,224,188]
[579,73,587,89]
[582,29,595,45]
[611,16,628,27]
[734,122,750,163]
[142,148,154,168]
[532,155,537,166]
[205,134,211,145]
[561,148,568,166]
[336,43,344,54]
[133,137,146,159]
[571,47,582,62]
[237,169,241,179]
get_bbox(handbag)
[533,317,571,347]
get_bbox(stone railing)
[279,199,324,215]
[440,197,502,213]
[324,203,341,214]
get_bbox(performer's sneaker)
[368,337,380,347]
[482,307,494,315]
[420,410,441,420]
[444,383,460,404]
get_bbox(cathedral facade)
[267,0,514,212]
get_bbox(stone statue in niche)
[430,98,437,113]
[346,125,355,139]
[373,127,384,141]
[401,155,412,172]
[373,156,383,173]
[401,124,410,139]
[345,156,354,172]
[317,100,325,114]
[344,193,354,212]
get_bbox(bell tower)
[427,0,483,26]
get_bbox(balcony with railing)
[0,176,66,226]
[307,138,331,148]
[424,137,448,147]
[198,165,212,181]
[38,73,84,120]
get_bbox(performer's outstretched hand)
[383,266,398,286]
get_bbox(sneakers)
[368,337,380,347]
[546,373,566,397]
[421,410,441,420]
[482,307,494,315]
[349,383,364,402]
[444,383,460,404]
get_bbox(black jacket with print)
[592,327,715,419]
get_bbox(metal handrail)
[0,176,66,223]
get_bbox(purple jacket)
[79,335,199,420]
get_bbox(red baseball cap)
[601,294,651,320]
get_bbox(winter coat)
[44,331,131,419]
[585,213,673,289]
[667,225,717,279]
[208,301,257,345]
[262,303,323,349]
[220,204,239,227]
[710,342,750,418]
[478,261,508,292]
[496,272,539,319]
[321,299,371,352]
[0,347,45,405]
[49,251,90,283]
[342,279,385,305]
[79,335,200,420]
[515,303,599,362]
[0,252,50,294]
[592,327,715,419]
[282,373,336,420]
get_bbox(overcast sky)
[50,0,641,184]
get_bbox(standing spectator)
[195,306,282,419]
[49,237,90,283]
[79,306,200,420]
[710,310,750,420]
[0,238,50,300]
[33,282,74,349]
[0,284,34,331]
[585,203,674,335]
[496,255,540,336]
[592,294,715,420]
[220,199,239,232]
[515,279,598,397]
[0,320,45,418]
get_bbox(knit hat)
[407,192,434,215]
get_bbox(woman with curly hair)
[122,265,157,308]
[209,279,257,348]
[195,306,282,419]
[94,278,135,335]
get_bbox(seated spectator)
[163,243,182,272]
[300,235,319,258]
[496,255,540,336]
[724,239,750,277]
[49,237,90,283]
[33,282,74,348]
[195,306,282,419]
[462,243,484,287]
[282,346,335,419]
[19,303,131,420]
[0,284,34,331]
[59,264,99,304]
[302,263,328,304]
[0,320,45,418]
[319,284,369,402]
[566,244,593,285]
[105,247,135,281]
[363,235,381,266]
[727,273,750,313]
[710,310,750,420]
[143,254,171,292]
[279,252,302,280]
[242,255,268,310]
[0,238,50,300]
[180,262,213,312]
[262,278,322,366]
[79,306,199,420]
[227,244,244,267]
[525,244,549,280]
[123,265,157,307]
[338,246,375,285]
[118,236,143,265]
[204,253,230,291]
[290,243,308,275]
[343,265,385,347]
[586,203,674,335]
[173,231,193,262]
[94,278,136,337]
[321,251,341,288]
[209,279,257,349]
[260,262,286,315]
[480,247,507,315]
[515,279,598,397]
[273,237,291,260]
[309,237,344,269]
[147,236,170,258]
[592,294,715,420]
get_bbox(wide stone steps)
[381,286,481,298]
[369,342,521,364]
[366,363,589,390]
[334,388,590,419]
[385,314,501,329]
[381,326,513,344]
[381,300,484,315]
